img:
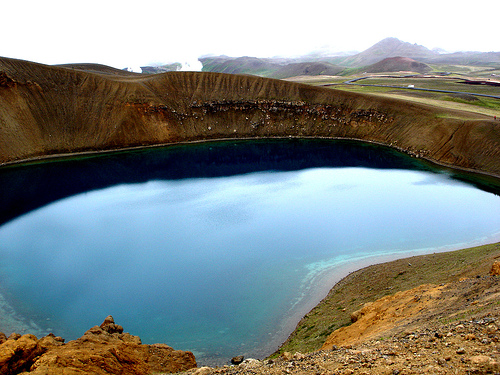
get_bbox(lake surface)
[0,139,499,365]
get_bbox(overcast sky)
[2,0,498,71]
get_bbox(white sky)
[2,0,498,70]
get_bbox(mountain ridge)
[195,38,499,78]
[338,37,437,67]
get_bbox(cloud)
[1,0,498,69]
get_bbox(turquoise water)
[0,140,499,365]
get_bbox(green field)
[290,66,500,118]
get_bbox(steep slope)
[0,57,499,177]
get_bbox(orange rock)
[490,261,500,276]
[322,284,443,349]
[0,334,43,375]
[0,316,197,375]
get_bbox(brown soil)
[1,57,499,179]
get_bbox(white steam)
[179,57,203,71]
[125,66,143,73]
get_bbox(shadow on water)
[0,138,498,226]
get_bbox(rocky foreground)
[2,261,500,374]
[186,264,500,375]
[0,316,196,375]
[190,313,500,375]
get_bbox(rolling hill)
[270,62,344,79]
[199,56,283,76]
[362,56,432,73]
[0,56,499,178]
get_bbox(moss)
[274,242,500,355]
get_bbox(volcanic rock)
[490,260,500,276]
[100,314,124,334]
[231,355,244,365]
[0,316,196,375]
[0,334,43,375]
[0,71,16,88]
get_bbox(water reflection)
[0,139,435,226]
[0,139,499,365]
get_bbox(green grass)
[429,64,494,74]
[273,242,500,356]
[324,78,500,117]
[350,77,499,95]
[442,95,500,111]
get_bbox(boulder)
[490,261,500,276]
[0,334,43,375]
[240,358,262,368]
[100,314,124,334]
[231,355,244,365]
[0,316,197,375]
[0,71,16,88]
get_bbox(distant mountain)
[427,51,500,66]
[199,56,283,76]
[199,56,346,78]
[363,56,432,74]
[271,62,345,79]
[159,38,498,77]
[339,37,438,68]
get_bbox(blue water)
[0,140,499,365]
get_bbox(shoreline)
[1,137,499,365]
[2,136,500,182]
[264,235,500,360]
[197,232,500,364]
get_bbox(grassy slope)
[275,241,500,355]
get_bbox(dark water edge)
[2,138,498,228]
